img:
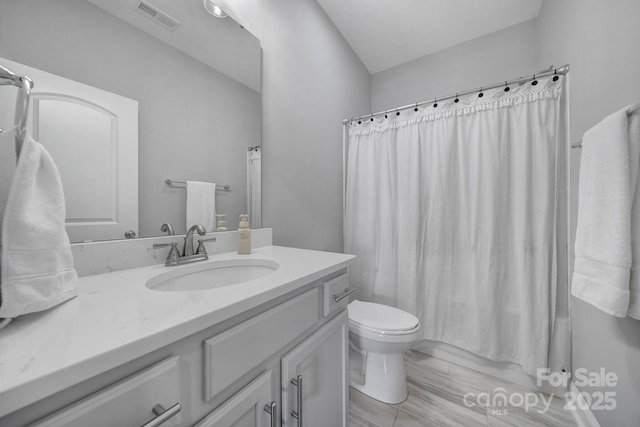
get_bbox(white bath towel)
[186,181,216,232]
[0,128,78,319]
[626,109,640,319]
[572,105,640,317]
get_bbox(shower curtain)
[247,147,262,228]
[344,77,565,376]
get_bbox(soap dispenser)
[237,214,251,254]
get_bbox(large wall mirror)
[0,0,261,242]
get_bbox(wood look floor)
[349,350,577,427]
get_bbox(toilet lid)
[348,300,419,332]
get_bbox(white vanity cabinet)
[1,266,353,427]
[197,274,350,427]
[197,307,349,427]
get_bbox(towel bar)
[165,178,230,192]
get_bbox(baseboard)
[569,382,601,427]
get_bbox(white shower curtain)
[247,147,261,228]
[345,77,564,375]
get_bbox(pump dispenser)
[237,214,251,254]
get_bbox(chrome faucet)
[152,224,216,266]
[183,224,207,256]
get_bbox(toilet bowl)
[348,300,420,404]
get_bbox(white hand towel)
[626,109,640,319]
[186,181,216,232]
[572,105,640,317]
[0,128,78,320]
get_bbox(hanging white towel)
[247,148,261,228]
[0,128,78,320]
[626,109,640,319]
[186,181,216,232]
[572,105,640,317]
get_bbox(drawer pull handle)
[141,402,181,427]
[263,401,277,427]
[332,288,355,302]
[290,375,303,426]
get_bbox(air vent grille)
[137,2,158,18]
[135,1,180,31]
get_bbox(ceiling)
[85,0,261,91]
[316,0,543,74]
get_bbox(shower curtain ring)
[454,93,459,103]
[433,98,438,108]
[478,87,484,98]
[532,74,538,85]
[504,81,510,92]
[414,103,419,112]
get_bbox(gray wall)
[261,0,370,252]
[0,0,260,238]
[371,18,540,112]
[227,0,371,253]
[371,0,640,425]
[537,1,640,426]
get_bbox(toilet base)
[351,351,408,404]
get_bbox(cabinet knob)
[141,402,181,427]
[124,229,137,239]
[263,401,277,427]
[290,375,303,427]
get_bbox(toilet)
[348,300,421,404]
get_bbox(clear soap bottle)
[237,214,251,254]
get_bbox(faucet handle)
[153,242,181,266]
[196,237,217,256]
[153,242,178,249]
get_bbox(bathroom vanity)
[0,245,355,427]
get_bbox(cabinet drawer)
[29,356,181,427]
[323,273,354,316]
[204,288,319,401]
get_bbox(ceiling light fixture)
[203,0,228,18]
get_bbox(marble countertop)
[0,246,355,417]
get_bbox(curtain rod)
[343,64,570,124]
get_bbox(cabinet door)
[281,310,348,427]
[195,371,276,427]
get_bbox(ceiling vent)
[134,1,180,31]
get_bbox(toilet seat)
[348,300,420,337]
[349,321,420,337]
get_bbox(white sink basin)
[146,259,280,292]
